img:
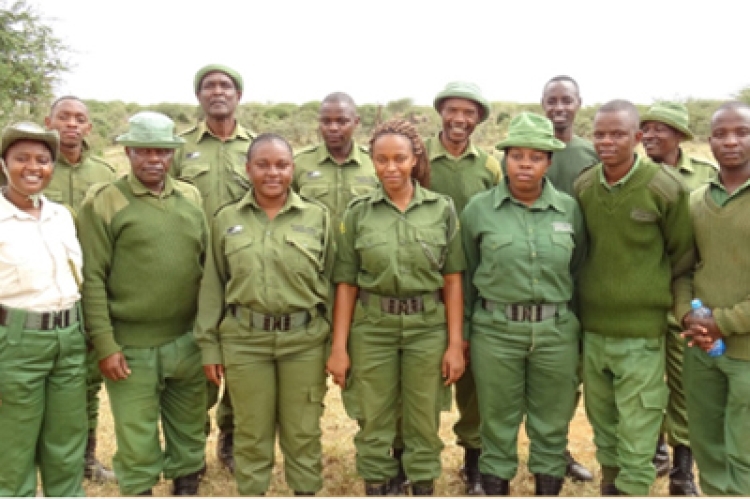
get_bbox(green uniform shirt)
[172,120,256,218]
[425,135,502,214]
[334,182,465,296]
[194,189,334,365]
[670,150,717,192]
[708,175,750,206]
[460,179,586,335]
[546,135,598,197]
[292,142,378,225]
[44,143,117,211]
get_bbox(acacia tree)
[0,0,69,121]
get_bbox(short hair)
[543,75,581,95]
[321,92,357,110]
[711,100,750,126]
[49,95,88,114]
[369,119,430,188]
[596,99,640,128]
[245,133,293,162]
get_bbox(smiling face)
[197,71,241,120]
[541,80,581,136]
[641,120,683,164]
[2,139,55,203]
[438,97,481,149]
[371,133,417,193]
[126,147,173,192]
[246,138,294,203]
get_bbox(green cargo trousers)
[347,297,447,483]
[663,315,689,447]
[684,346,750,496]
[472,308,579,479]
[583,333,668,496]
[0,311,87,497]
[221,314,328,495]
[105,332,206,495]
[453,368,481,449]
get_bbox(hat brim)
[116,137,185,149]
[640,115,694,141]
[2,128,59,161]
[495,137,566,152]
[434,94,491,123]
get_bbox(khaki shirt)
[671,149,717,192]
[292,142,378,225]
[172,120,256,218]
[334,183,465,296]
[195,189,334,364]
[425,135,502,215]
[44,144,117,212]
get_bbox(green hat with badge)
[116,111,185,149]
[495,112,566,152]
[194,64,244,94]
[433,81,491,123]
[640,101,694,141]
[1,121,59,161]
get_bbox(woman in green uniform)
[0,122,87,496]
[326,119,465,496]
[460,113,586,496]
[194,133,333,496]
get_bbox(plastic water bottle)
[690,299,725,357]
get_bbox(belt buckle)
[262,315,274,331]
[386,299,399,315]
[278,314,291,332]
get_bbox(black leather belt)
[359,290,442,315]
[0,304,79,330]
[232,306,311,332]
[481,299,564,322]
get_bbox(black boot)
[534,474,564,496]
[653,434,670,478]
[600,483,620,496]
[481,473,510,496]
[668,445,698,496]
[462,448,484,495]
[173,470,201,496]
[136,489,152,496]
[386,448,409,495]
[84,430,117,483]
[564,449,593,482]
[294,492,316,496]
[411,480,434,496]
[365,481,388,495]
[216,430,235,474]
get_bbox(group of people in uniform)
[0,62,748,498]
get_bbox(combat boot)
[481,473,510,496]
[411,480,434,496]
[365,481,388,495]
[653,434,670,478]
[173,470,201,496]
[534,474,564,496]
[136,489,152,496]
[386,447,409,495]
[216,430,235,473]
[600,483,620,496]
[84,430,117,483]
[461,448,484,495]
[668,445,698,496]
[564,449,593,482]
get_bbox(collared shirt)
[599,154,641,190]
[44,143,117,212]
[172,120,256,219]
[546,135,599,196]
[334,182,465,296]
[292,142,378,225]
[708,175,750,206]
[669,149,717,192]
[0,193,81,312]
[461,179,585,312]
[425,135,502,214]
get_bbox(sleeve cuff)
[200,346,223,366]
[91,332,121,361]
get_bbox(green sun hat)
[640,101,694,141]
[1,121,60,161]
[495,112,566,152]
[194,64,244,94]
[433,81,491,123]
[116,111,185,149]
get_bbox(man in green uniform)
[424,81,501,495]
[540,75,597,483]
[573,100,694,496]
[641,101,716,496]
[172,64,255,472]
[293,92,378,226]
[42,95,118,484]
[78,112,208,496]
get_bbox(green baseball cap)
[116,111,185,149]
[495,112,566,152]
[433,81,491,123]
[640,101,694,141]
[1,121,59,161]
[194,64,244,94]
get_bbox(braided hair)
[369,118,430,188]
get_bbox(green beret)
[1,121,59,161]
[641,101,694,141]
[116,111,185,149]
[495,112,566,152]
[194,64,244,94]
[433,81,491,123]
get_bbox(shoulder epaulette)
[572,163,598,195]
[90,155,116,173]
[345,191,374,210]
[212,197,242,219]
[178,123,199,138]
[689,156,719,170]
[83,181,114,202]
[650,163,689,202]
[294,144,319,158]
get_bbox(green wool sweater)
[573,156,694,337]
[674,185,750,360]
[78,175,208,359]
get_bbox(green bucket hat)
[495,112,566,152]
[194,64,244,94]
[433,81,491,123]
[116,111,185,149]
[1,121,59,161]
[640,101,694,141]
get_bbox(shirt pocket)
[224,234,255,276]
[354,232,389,274]
[414,227,447,270]
[550,233,575,273]
[479,232,513,273]
[284,234,324,274]
[299,183,330,202]
[179,163,211,196]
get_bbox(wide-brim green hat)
[495,112,566,152]
[1,121,60,161]
[116,111,185,149]
[640,101,694,141]
[194,64,244,94]
[433,81,491,123]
